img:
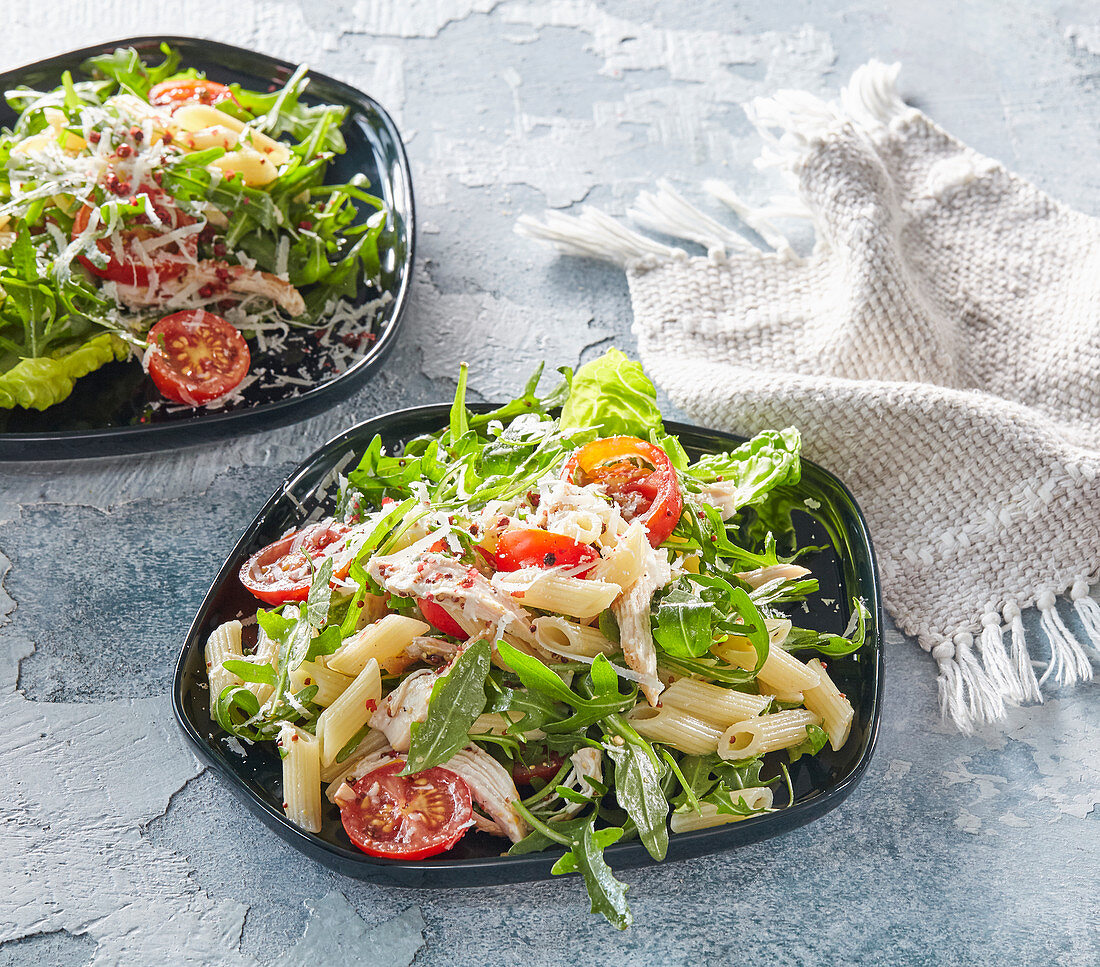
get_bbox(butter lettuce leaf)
[0,333,127,410]
[559,347,663,438]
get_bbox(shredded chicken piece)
[553,747,604,820]
[404,635,462,666]
[735,563,811,588]
[367,545,539,653]
[697,480,754,520]
[442,745,528,843]
[368,669,436,752]
[613,542,672,706]
[116,259,305,314]
[326,745,402,804]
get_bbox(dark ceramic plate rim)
[0,36,415,459]
[173,405,884,886]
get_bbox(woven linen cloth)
[517,62,1100,731]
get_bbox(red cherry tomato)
[492,528,599,575]
[149,77,235,108]
[417,598,467,639]
[339,761,472,860]
[239,520,352,605]
[512,750,566,786]
[146,310,250,406]
[562,437,683,547]
[72,187,197,287]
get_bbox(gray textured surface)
[1,1,1097,964]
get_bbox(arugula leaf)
[220,659,277,688]
[512,803,632,930]
[781,599,870,657]
[787,723,829,762]
[213,684,261,736]
[671,752,766,809]
[551,820,632,930]
[304,557,335,629]
[558,348,663,438]
[303,625,343,663]
[496,645,636,733]
[606,742,668,861]
[598,609,620,645]
[404,639,490,773]
[651,579,719,658]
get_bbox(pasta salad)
[205,349,868,928]
[0,44,389,412]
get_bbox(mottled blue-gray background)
[1,1,1097,965]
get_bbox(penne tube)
[718,709,821,761]
[659,678,770,730]
[204,620,243,714]
[493,570,620,620]
[626,704,723,755]
[290,659,353,707]
[319,727,391,785]
[803,658,855,751]
[317,658,381,766]
[712,623,819,694]
[278,724,322,833]
[212,148,278,187]
[533,616,619,660]
[327,614,429,676]
[248,630,279,705]
[670,788,774,833]
[589,520,648,590]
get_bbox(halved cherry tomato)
[512,750,565,786]
[149,77,235,108]
[562,436,683,547]
[239,520,352,605]
[146,310,250,406]
[492,528,599,575]
[338,761,472,860]
[72,186,196,287]
[417,598,467,639]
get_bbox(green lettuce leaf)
[559,347,663,437]
[0,333,127,410]
[689,427,802,503]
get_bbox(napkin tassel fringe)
[935,582,1099,731]
[515,60,906,267]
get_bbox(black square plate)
[173,405,884,887]
[0,36,414,459]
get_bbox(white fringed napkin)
[518,62,1100,731]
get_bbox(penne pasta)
[327,613,429,676]
[319,727,392,785]
[533,616,619,660]
[278,723,322,833]
[669,788,774,832]
[626,704,723,755]
[589,520,648,590]
[289,659,353,707]
[718,709,822,761]
[803,658,855,751]
[492,570,620,620]
[712,622,819,695]
[204,620,245,716]
[659,678,770,730]
[316,658,382,767]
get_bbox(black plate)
[173,406,884,887]
[0,36,414,459]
